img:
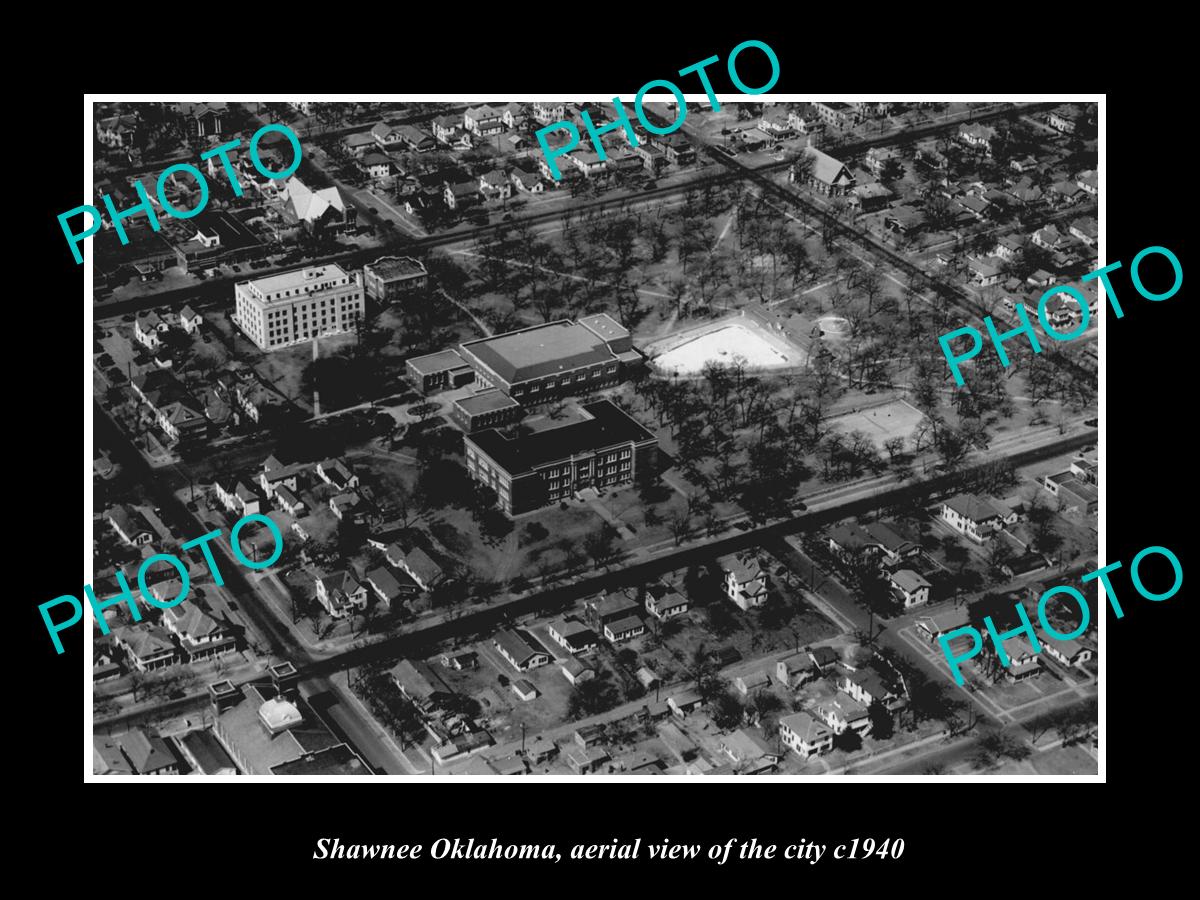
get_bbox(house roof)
[606,615,645,636]
[107,503,153,538]
[494,628,546,664]
[366,566,405,601]
[118,728,176,773]
[943,492,1004,524]
[120,626,177,660]
[318,570,363,596]
[180,729,237,774]
[93,736,135,775]
[890,568,931,593]
[390,659,450,701]
[779,711,831,743]
[392,545,444,586]
[164,604,227,641]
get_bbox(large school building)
[464,400,658,516]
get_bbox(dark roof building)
[465,400,658,515]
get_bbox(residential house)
[1047,109,1078,134]
[479,169,512,200]
[178,305,203,334]
[958,122,996,154]
[839,670,899,708]
[176,101,224,139]
[315,571,369,619]
[851,182,894,212]
[93,636,121,682]
[827,521,918,567]
[134,311,170,350]
[493,628,550,672]
[719,728,781,770]
[390,659,453,710]
[667,689,703,718]
[163,604,237,662]
[370,121,405,150]
[532,101,566,124]
[116,626,181,673]
[994,635,1041,682]
[570,151,608,178]
[444,179,479,210]
[499,102,524,129]
[812,102,857,128]
[561,658,594,685]
[734,670,771,696]
[1069,216,1098,247]
[587,590,642,631]
[1042,636,1093,668]
[273,485,306,517]
[384,544,446,592]
[440,650,478,671]
[776,651,818,689]
[603,615,646,644]
[96,113,143,149]
[360,152,394,180]
[815,692,872,736]
[916,608,971,644]
[1076,170,1098,197]
[1032,224,1072,253]
[566,746,610,775]
[940,493,1006,542]
[510,168,545,194]
[464,105,504,137]
[644,583,689,620]
[808,645,840,673]
[93,736,135,775]
[343,131,376,157]
[547,617,599,653]
[758,106,794,135]
[720,553,769,611]
[512,679,539,702]
[779,711,834,759]
[315,458,359,491]
[889,569,931,609]
[119,729,180,775]
[364,566,409,609]
[106,504,154,546]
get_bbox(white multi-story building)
[233,264,364,352]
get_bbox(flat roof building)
[465,400,657,515]
[233,263,364,352]
[363,255,429,302]
[450,389,524,433]
[457,315,640,405]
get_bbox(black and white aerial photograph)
[87,97,1100,779]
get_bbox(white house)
[778,711,834,758]
[720,553,768,611]
[940,493,1006,542]
[889,569,931,609]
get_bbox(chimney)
[208,679,240,713]
[270,661,301,698]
